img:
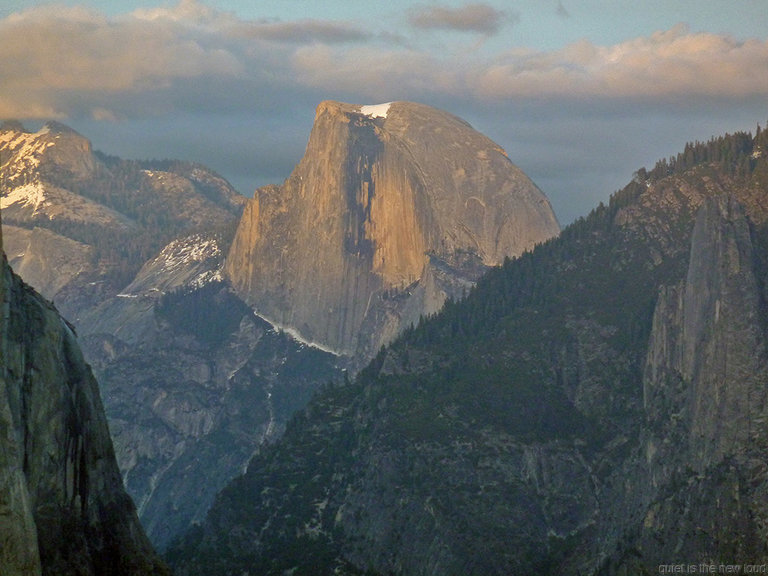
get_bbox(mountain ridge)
[0,120,246,319]
[168,123,768,575]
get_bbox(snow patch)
[151,235,222,279]
[0,182,48,213]
[253,311,342,356]
[359,102,392,119]
[0,127,55,180]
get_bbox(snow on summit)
[0,126,55,181]
[359,103,392,118]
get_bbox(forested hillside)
[168,124,768,575]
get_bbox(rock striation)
[621,194,768,569]
[0,220,168,575]
[226,100,559,359]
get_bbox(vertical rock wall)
[226,100,560,358]
[633,195,768,568]
[0,222,168,575]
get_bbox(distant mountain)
[0,223,169,574]
[1,119,345,550]
[168,125,768,575]
[225,100,559,362]
[0,120,245,320]
[0,104,559,552]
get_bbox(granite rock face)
[622,195,768,570]
[0,226,168,575]
[226,100,559,359]
[645,196,767,471]
[170,129,768,575]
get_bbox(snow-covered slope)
[0,120,245,319]
[122,234,225,296]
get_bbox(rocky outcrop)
[645,196,767,470]
[0,224,168,574]
[226,100,559,359]
[618,195,768,570]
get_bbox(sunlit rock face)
[226,100,559,360]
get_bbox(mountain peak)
[42,120,81,135]
[226,100,559,359]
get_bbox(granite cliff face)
[0,225,168,575]
[226,100,559,358]
[616,195,768,569]
[169,128,768,575]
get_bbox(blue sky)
[2,1,768,223]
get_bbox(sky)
[1,1,767,224]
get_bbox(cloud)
[3,2,765,224]
[1,2,767,126]
[131,0,225,24]
[475,24,768,101]
[233,19,371,44]
[408,3,512,34]
[0,3,243,119]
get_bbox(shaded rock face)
[226,100,559,359]
[77,236,342,550]
[0,236,168,574]
[624,195,768,569]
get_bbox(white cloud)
[131,0,224,24]
[1,3,766,126]
[476,24,768,100]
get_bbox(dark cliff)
[0,222,169,575]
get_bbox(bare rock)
[226,100,559,359]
